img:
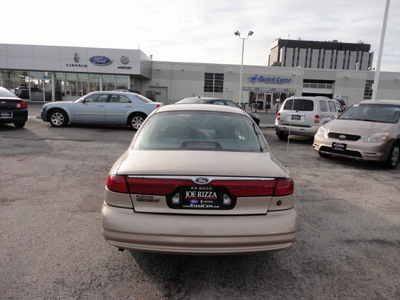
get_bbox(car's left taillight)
[106,175,128,193]
[15,101,27,109]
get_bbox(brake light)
[126,178,192,195]
[156,104,161,108]
[314,114,320,124]
[108,177,294,197]
[107,175,128,193]
[274,179,294,196]
[277,112,281,121]
[15,101,27,109]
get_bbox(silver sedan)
[40,91,162,130]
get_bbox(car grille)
[320,146,362,158]
[328,132,361,141]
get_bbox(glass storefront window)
[0,70,14,90]
[77,73,89,96]
[116,75,129,89]
[102,75,115,91]
[89,74,101,92]
[55,72,65,101]
[65,73,78,97]
[29,71,45,101]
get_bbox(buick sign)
[89,56,112,66]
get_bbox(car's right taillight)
[274,178,294,196]
[15,101,27,109]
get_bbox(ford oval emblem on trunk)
[194,177,211,185]
[89,56,112,66]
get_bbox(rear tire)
[385,142,399,169]
[129,113,146,131]
[49,109,68,127]
[277,131,289,140]
[13,122,25,128]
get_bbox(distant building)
[269,39,374,71]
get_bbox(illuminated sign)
[249,74,292,84]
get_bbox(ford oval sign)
[194,177,211,185]
[89,56,112,66]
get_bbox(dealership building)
[0,42,399,111]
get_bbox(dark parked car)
[176,97,260,126]
[0,87,28,128]
[14,86,51,101]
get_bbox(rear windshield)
[0,88,17,98]
[339,104,400,123]
[283,99,314,111]
[134,111,268,152]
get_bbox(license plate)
[291,114,301,120]
[332,142,346,151]
[181,186,221,209]
[0,112,12,118]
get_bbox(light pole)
[234,30,253,107]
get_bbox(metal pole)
[372,0,390,100]
[239,38,245,107]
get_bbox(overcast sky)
[2,0,399,71]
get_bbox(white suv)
[275,96,342,140]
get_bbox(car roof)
[156,103,247,116]
[357,100,400,105]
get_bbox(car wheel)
[129,113,146,131]
[386,142,399,169]
[13,121,25,128]
[49,109,68,127]
[277,132,289,140]
[318,152,331,158]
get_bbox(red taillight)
[215,180,277,196]
[315,114,320,119]
[274,179,294,196]
[314,119,320,123]
[107,175,128,193]
[276,112,281,121]
[110,177,294,197]
[156,104,161,108]
[15,101,27,109]
[126,178,192,195]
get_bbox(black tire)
[49,109,68,127]
[129,113,146,131]
[13,122,25,128]
[385,142,399,169]
[277,131,289,140]
[318,152,331,158]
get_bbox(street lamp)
[234,30,253,107]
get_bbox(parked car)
[0,87,28,128]
[176,96,260,126]
[40,91,162,130]
[313,100,400,169]
[14,86,52,101]
[275,96,342,140]
[101,104,297,254]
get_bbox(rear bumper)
[101,202,298,254]
[275,124,318,137]
[0,109,28,124]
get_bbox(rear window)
[134,111,267,152]
[283,99,314,111]
[0,88,18,98]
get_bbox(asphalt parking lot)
[1,105,399,299]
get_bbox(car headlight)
[364,133,389,142]
[316,126,326,137]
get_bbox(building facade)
[1,43,399,112]
[268,39,374,71]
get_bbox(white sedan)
[40,91,162,130]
